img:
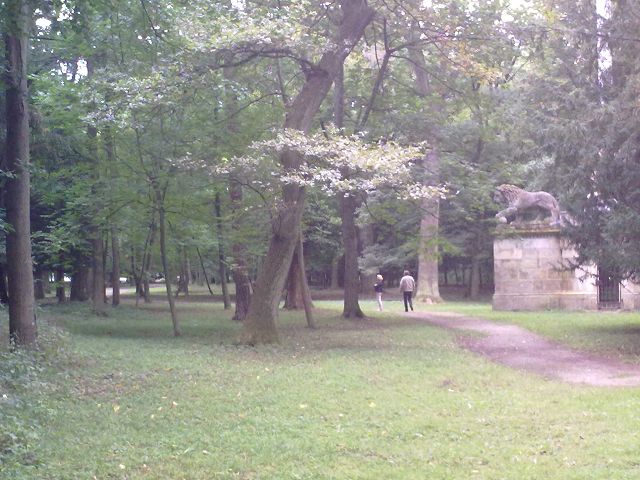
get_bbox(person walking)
[399,270,415,312]
[374,274,384,311]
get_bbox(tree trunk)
[232,263,252,322]
[84,57,107,316]
[70,263,90,301]
[340,193,365,318]
[111,228,121,306]
[407,24,443,305]
[5,0,37,346]
[469,255,481,300]
[176,247,190,297]
[283,246,304,309]
[143,276,151,303]
[55,267,66,303]
[34,270,46,300]
[334,58,362,318]
[131,247,140,298]
[105,126,120,307]
[229,182,252,321]
[330,256,340,289]
[415,195,443,303]
[284,232,315,313]
[238,197,303,344]
[359,222,377,294]
[214,192,231,309]
[0,263,9,304]
[334,56,364,319]
[239,0,375,344]
[184,251,191,294]
[91,232,107,314]
[296,233,315,328]
[156,187,181,336]
[142,223,156,304]
[223,62,252,320]
[43,270,51,294]
[336,22,392,317]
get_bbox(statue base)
[492,224,599,311]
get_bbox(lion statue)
[494,184,561,226]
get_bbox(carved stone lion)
[494,184,561,226]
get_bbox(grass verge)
[1,298,640,479]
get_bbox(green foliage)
[0,313,71,473]
[516,1,640,279]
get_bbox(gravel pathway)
[409,311,640,387]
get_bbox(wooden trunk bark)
[334,58,363,318]
[0,263,9,304]
[176,247,190,297]
[330,256,340,289]
[85,58,107,316]
[296,233,315,328]
[5,0,37,346]
[91,232,107,314]
[415,155,443,304]
[214,192,231,309]
[34,269,46,300]
[239,0,375,344]
[340,193,365,318]
[359,223,377,294]
[156,189,181,336]
[230,182,252,321]
[55,267,66,303]
[142,224,156,304]
[105,127,120,306]
[232,262,252,322]
[70,264,90,301]
[111,228,121,306]
[407,26,443,304]
[283,247,304,309]
[238,185,304,344]
[469,256,481,300]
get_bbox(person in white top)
[399,270,415,312]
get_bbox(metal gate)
[597,268,621,309]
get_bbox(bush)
[0,311,71,472]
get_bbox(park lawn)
[1,299,640,479]
[428,302,640,363]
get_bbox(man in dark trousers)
[399,270,415,312]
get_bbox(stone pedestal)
[621,283,640,310]
[492,225,598,311]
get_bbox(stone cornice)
[494,223,563,238]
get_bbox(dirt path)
[409,311,640,387]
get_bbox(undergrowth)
[0,310,72,473]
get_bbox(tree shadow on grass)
[40,302,447,354]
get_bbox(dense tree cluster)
[2,0,637,345]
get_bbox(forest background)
[2,0,640,346]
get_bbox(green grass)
[2,297,640,479]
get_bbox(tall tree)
[4,0,37,346]
[239,0,375,343]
